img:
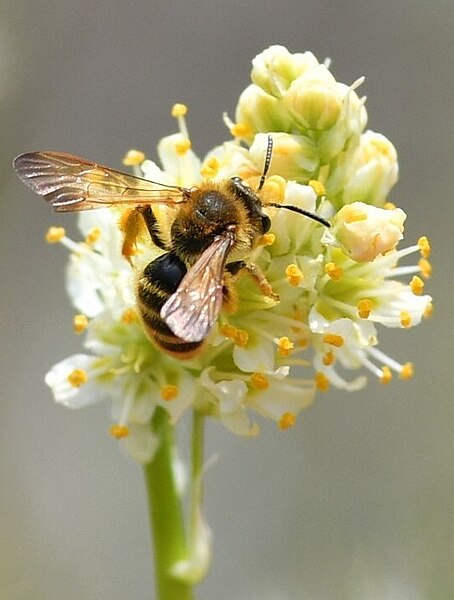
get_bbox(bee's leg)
[138,205,169,250]
[226,261,279,302]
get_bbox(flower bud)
[284,75,342,131]
[235,84,293,140]
[249,132,319,182]
[251,45,320,97]
[333,201,406,262]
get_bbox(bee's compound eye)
[261,214,271,233]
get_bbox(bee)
[13,137,329,358]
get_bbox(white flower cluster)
[45,47,432,462]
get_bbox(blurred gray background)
[1,1,453,599]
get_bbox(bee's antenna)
[257,134,273,192]
[267,202,331,227]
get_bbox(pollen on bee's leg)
[109,424,129,439]
[67,368,88,388]
[160,385,179,401]
[278,412,296,430]
[73,314,89,334]
[46,226,66,244]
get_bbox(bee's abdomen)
[137,253,203,359]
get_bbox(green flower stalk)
[31,45,432,598]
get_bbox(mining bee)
[13,137,329,358]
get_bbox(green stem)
[189,411,205,539]
[144,408,194,600]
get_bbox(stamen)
[85,227,101,245]
[344,210,367,223]
[68,368,88,388]
[109,424,129,439]
[324,262,343,281]
[418,236,431,258]
[250,372,270,391]
[400,362,414,380]
[73,314,88,334]
[230,122,253,138]
[160,385,179,401]
[219,324,249,347]
[400,311,412,328]
[278,412,296,430]
[418,258,432,278]
[121,308,138,324]
[410,275,424,295]
[200,157,220,179]
[285,264,304,287]
[175,138,191,156]
[380,366,392,384]
[308,179,326,197]
[323,333,344,347]
[122,149,145,166]
[323,350,335,366]
[171,103,188,118]
[423,302,433,319]
[383,201,396,210]
[276,336,294,357]
[315,372,330,392]
[357,298,373,319]
[46,226,65,243]
[258,233,275,246]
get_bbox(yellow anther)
[260,176,286,203]
[278,412,296,430]
[258,233,275,246]
[285,263,304,287]
[297,337,309,349]
[122,149,145,166]
[200,156,220,179]
[418,258,432,279]
[73,314,88,334]
[109,424,129,439]
[121,308,138,324]
[380,366,392,384]
[315,372,330,392]
[410,275,424,295]
[230,122,253,138]
[324,262,343,281]
[234,329,249,348]
[400,362,414,380]
[46,226,65,243]
[418,236,431,258]
[68,368,88,388]
[220,323,236,339]
[357,298,373,319]
[322,333,344,347]
[423,302,433,319]
[308,179,326,197]
[400,311,412,328]
[322,350,335,366]
[160,385,179,402]
[277,336,294,357]
[250,372,269,391]
[383,201,396,210]
[85,227,101,245]
[344,211,367,223]
[171,103,188,117]
[175,138,191,156]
